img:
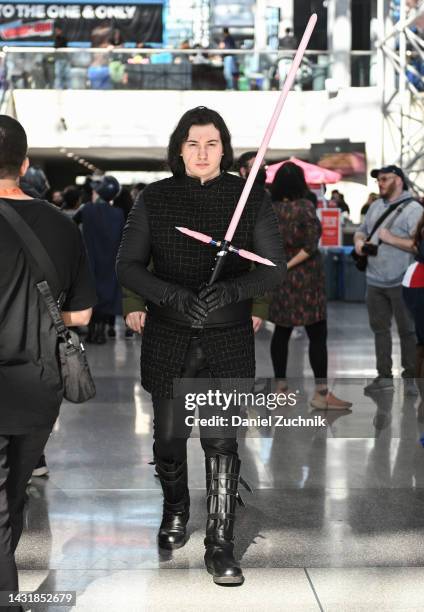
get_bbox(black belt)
[147,300,252,329]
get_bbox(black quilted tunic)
[117,172,285,397]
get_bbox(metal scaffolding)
[378,0,424,193]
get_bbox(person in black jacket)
[0,115,96,606]
[117,106,285,586]
[78,176,125,344]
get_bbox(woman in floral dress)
[269,162,351,409]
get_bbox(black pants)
[403,286,424,346]
[271,320,328,382]
[152,337,238,464]
[0,430,51,593]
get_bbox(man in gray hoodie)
[354,165,423,394]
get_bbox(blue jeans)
[223,56,237,90]
[54,58,70,89]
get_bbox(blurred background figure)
[109,28,124,48]
[61,186,83,219]
[88,54,112,90]
[53,26,70,89]
[268,161,352,410]
[237,151,267,186]
[130,182,146,202]
[50,189,63,208]
[113,186,134,221]
[20,165,50,199]
[329,189,350,215]
[175,40,191,64]
[191,44,210,65]
[277,27,297,90]
[78,175,125,344]
[220,26,238,90]
[360,192,379,221]
[279,27,298,50]
[111,186,136,338]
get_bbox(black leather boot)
[85,319,96,343]
[204,454,245,586]
[155,458,190,550]
[95,321,107,345]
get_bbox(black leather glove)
[198,281,240,313]
[161,285,208,325]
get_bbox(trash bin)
[342,247,366,302]
[322,247,344,300]
[237,75,250,91]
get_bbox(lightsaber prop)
[177,13,318,284]
[176,226,276,266]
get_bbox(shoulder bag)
[0,199,96,403]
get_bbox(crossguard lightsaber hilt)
[208,240,230,285]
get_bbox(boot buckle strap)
[207,488,237,498]
[236,491,245,507]
[239,475,253,493]
[209,473,252,491]
[236,476,253,506]
[208,512,235,520]
[164,498,189,510]
[209,474,239,482]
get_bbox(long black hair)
[167,106,233,177]
[270,161,309,202]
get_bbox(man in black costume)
[117,106,286,585]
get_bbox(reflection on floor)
[17,303,424,611]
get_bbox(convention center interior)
[1,0,424,610]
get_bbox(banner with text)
[0,3,163,43]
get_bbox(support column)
[377,0,398,167]
[254,0,268,50]
[398,0,407,167]
[276,0,294,34]
[327,0,352,88]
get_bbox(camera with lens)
[362,242,379,256]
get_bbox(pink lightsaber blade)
[176,226,276,266]
[231,247,276,267]
[176,226,213,244]
[225,13,318,242]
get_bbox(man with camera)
[354,165,423,394]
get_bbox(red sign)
[319,209,341,247]
[0,20,53,40]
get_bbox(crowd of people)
[31,143,424,409]
[3,24,324,93]
[24,173,147,344]
[0,108,424,598]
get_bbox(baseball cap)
[91,175,121,201]
[370,165,408,189]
